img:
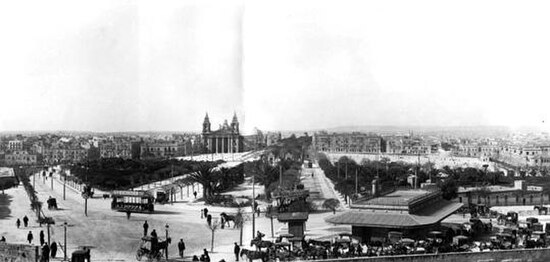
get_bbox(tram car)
[111,190,155,213]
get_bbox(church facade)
[202,113,244,154]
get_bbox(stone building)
[455,180,549,207]
[140,141,185,159]
[4,151,38,165]
[201,113,243,154]
[313,132,385,153]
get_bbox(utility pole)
[165,224,169,259]
[252,172,255,239]
[63,172,66,200]
[355,168,358,195]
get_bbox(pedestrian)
[84,247,91,262]
[1,236,5,242]
[151,233,158,255]
[202,249,210,262]
[41,243,50,262]
[126,211,131,220]
[16,218,21,228]
[192,255,199,261]
[50,242,58,258]
[193,191,197,199]
[233,243,240,261]
[39,230,45,246]
[143,221,149,236]
[23,216,29,227]
[201,209,204,219]
[203,208,208,218]
[27,231,33,244]
[206,214,212,226]
[178,239,186,258]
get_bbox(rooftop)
[326,199,462,228]
[352,189,436,209]
[0,167,15,178]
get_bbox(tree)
[234,206,245,246]
[185,162,219,199]
[322,198,340,214]
[335,180,356,203]
[206,218,221,252]
[438,178,458,200]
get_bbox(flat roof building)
[326,188,462,242]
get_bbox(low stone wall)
[304,248,550,262]
[0,243,39,262]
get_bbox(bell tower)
[202,113,211,134]
[231,112,239,133]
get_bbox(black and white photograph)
[1,0,550,261]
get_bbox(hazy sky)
[1,0,550,133]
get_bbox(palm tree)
[185,162,219,199]
[246,160,280,194]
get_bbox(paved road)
[300,164,347,210]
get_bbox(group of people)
[16,216,30,228]
[39,241,58,262]
[201,208,213,226]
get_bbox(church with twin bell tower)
[202,112,244,153]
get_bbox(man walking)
[41,243,50,262]
[39,230,45,246]
[203,208,208,218]
[143,221,149,237]
[50,242,58,258]
[16,218,21,228]
[178,239,185,258]
[234,243,240,261]
[206,214,212,226]
[27,231,33,244]
[23,216,29,227]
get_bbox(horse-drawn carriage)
[136,236,170,262]
[498,211,518,226]
[47,197,58,210]
[82,185,94,198]
[155,190,169,204]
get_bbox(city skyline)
[1,0,550,133]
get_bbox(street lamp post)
[64,222,68,261]
[165,224,169,259]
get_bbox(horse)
[240,249,268,262]
[534,205,548,215]
[250,239,273,251]
[220,212,237,228]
